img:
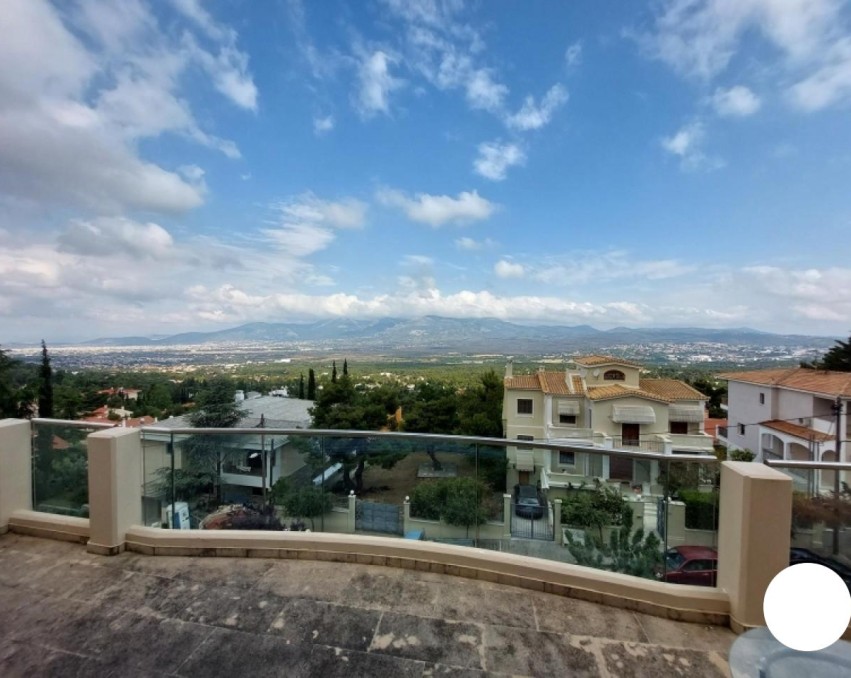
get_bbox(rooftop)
[762,419,834,443]
[0,533,734,677]
[156,395,314,430]
[572,355,643,368]
[718,368,851,398]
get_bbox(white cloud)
[355,51,404,117]
[465,68,509,113]
[474,141,526,181]
[377,189,496,227]
[711,85,762,116]
[533,251,694,286]
[660,121,723,171]
[0,0,254,216]
[455,237,496,251]
[313,115,335,135]
[565,41,583,67]
[635,0,851,111]
[506,84,569,131]
[494,260,525,279]
[57,217,175,260]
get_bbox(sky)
[2,0,851,344]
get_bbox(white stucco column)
[0,419,32,533]
[86,427,143,555]
[717,461,792,633]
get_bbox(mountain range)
[78,317,834,355]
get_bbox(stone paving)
[0,533,735,677]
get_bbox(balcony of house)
[759,422,839,494]
[3,414,847,675]
[543,424,595,440]
[662,432,716,454]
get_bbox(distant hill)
[77,316,834,354]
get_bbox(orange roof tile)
[571,375,586,395]
[586,384,670,403]
[504,375,540,390]
[762,419,833,443]
[640,379,708,401]
[538,372,571,395]
[573,355,642,368]
[718,368,851,398]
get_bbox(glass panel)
[791,466,851,584]
[32,421,100,517]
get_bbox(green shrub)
[410,477,490,532]
[561,484,630,540]
[679,489,719,530]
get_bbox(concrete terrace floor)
[0,534,735,677]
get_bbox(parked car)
[789,547,851,592]
[657,546,718,587]
[514,485,545,520]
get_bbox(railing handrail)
[32,418,116,430]
[137,425,718,463]
[764,459,851,471]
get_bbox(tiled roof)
[571,375,586,395]
[586,384,670,403]
[718,368,851,398]
[573,355,642,368]
[640,379,709,401]
[504,374,540,390]
[538,372,571,395]
[762,419,834,443]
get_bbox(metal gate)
[355,500,403,535]
[510,501,554,541]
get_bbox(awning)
[515,449,535,471]
[669,405,705,422]
[612,405,656,424]
[557,400,580,415]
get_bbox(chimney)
[505,357,514,379]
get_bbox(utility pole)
[832,397,843,555]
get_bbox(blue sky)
[2,0,851,343]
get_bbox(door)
[518,471,530,485]
[622,423,640,446]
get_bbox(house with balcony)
[142,395,314,521]
[502,355,713,496]
[717,367,851,493]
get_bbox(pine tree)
[298,373,305,399]
[343,359,348,377]
[331,360,337,383]
[307,369,316,400]
[820,335,851,372]
[38,340,53,418]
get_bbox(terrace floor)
[0,533,735,677]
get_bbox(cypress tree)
[38,340,53,418]
[307,369,316,400]
[298,373,305,399]
[343,359,348,377]
[331,360,337,383]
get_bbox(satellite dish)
[592,369,600,377]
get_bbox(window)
[603,370,625,381]
[559,414,577,425]
[670,421,688,434]
[738,423,745,436]
[517,398,533,415]
[559,450,575,466]
[759,393,765,405]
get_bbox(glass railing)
[766,459,851,582]
[31,419,112,517]
[138,426,719,585]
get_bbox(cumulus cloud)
[377,188,496,226]
[57,217,175,260]
[0,0,254,216]
[455,237,496,251]
[506,85,569,131]
[494,260,525,279]
[711,85,762,116]
[474,141,526,181]
[355,50,405,117]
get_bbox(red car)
[657,545,718,586]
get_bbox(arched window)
[603,370,625,381]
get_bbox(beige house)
[503,355,713,496]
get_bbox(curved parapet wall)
[124,526,730,627]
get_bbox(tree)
[343,359,348,377]
[410,477,491,536]
[819,335,851,372]
[565,514,662,579]
[561,483,631,541]
[689,377,726,419]
[270,479,331,530]
[38,340,54,418]
[298,373,305,399]
[307,369,316,400]
[0,346,34,418]
[457,370,503,437]
[331,360,337,384]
